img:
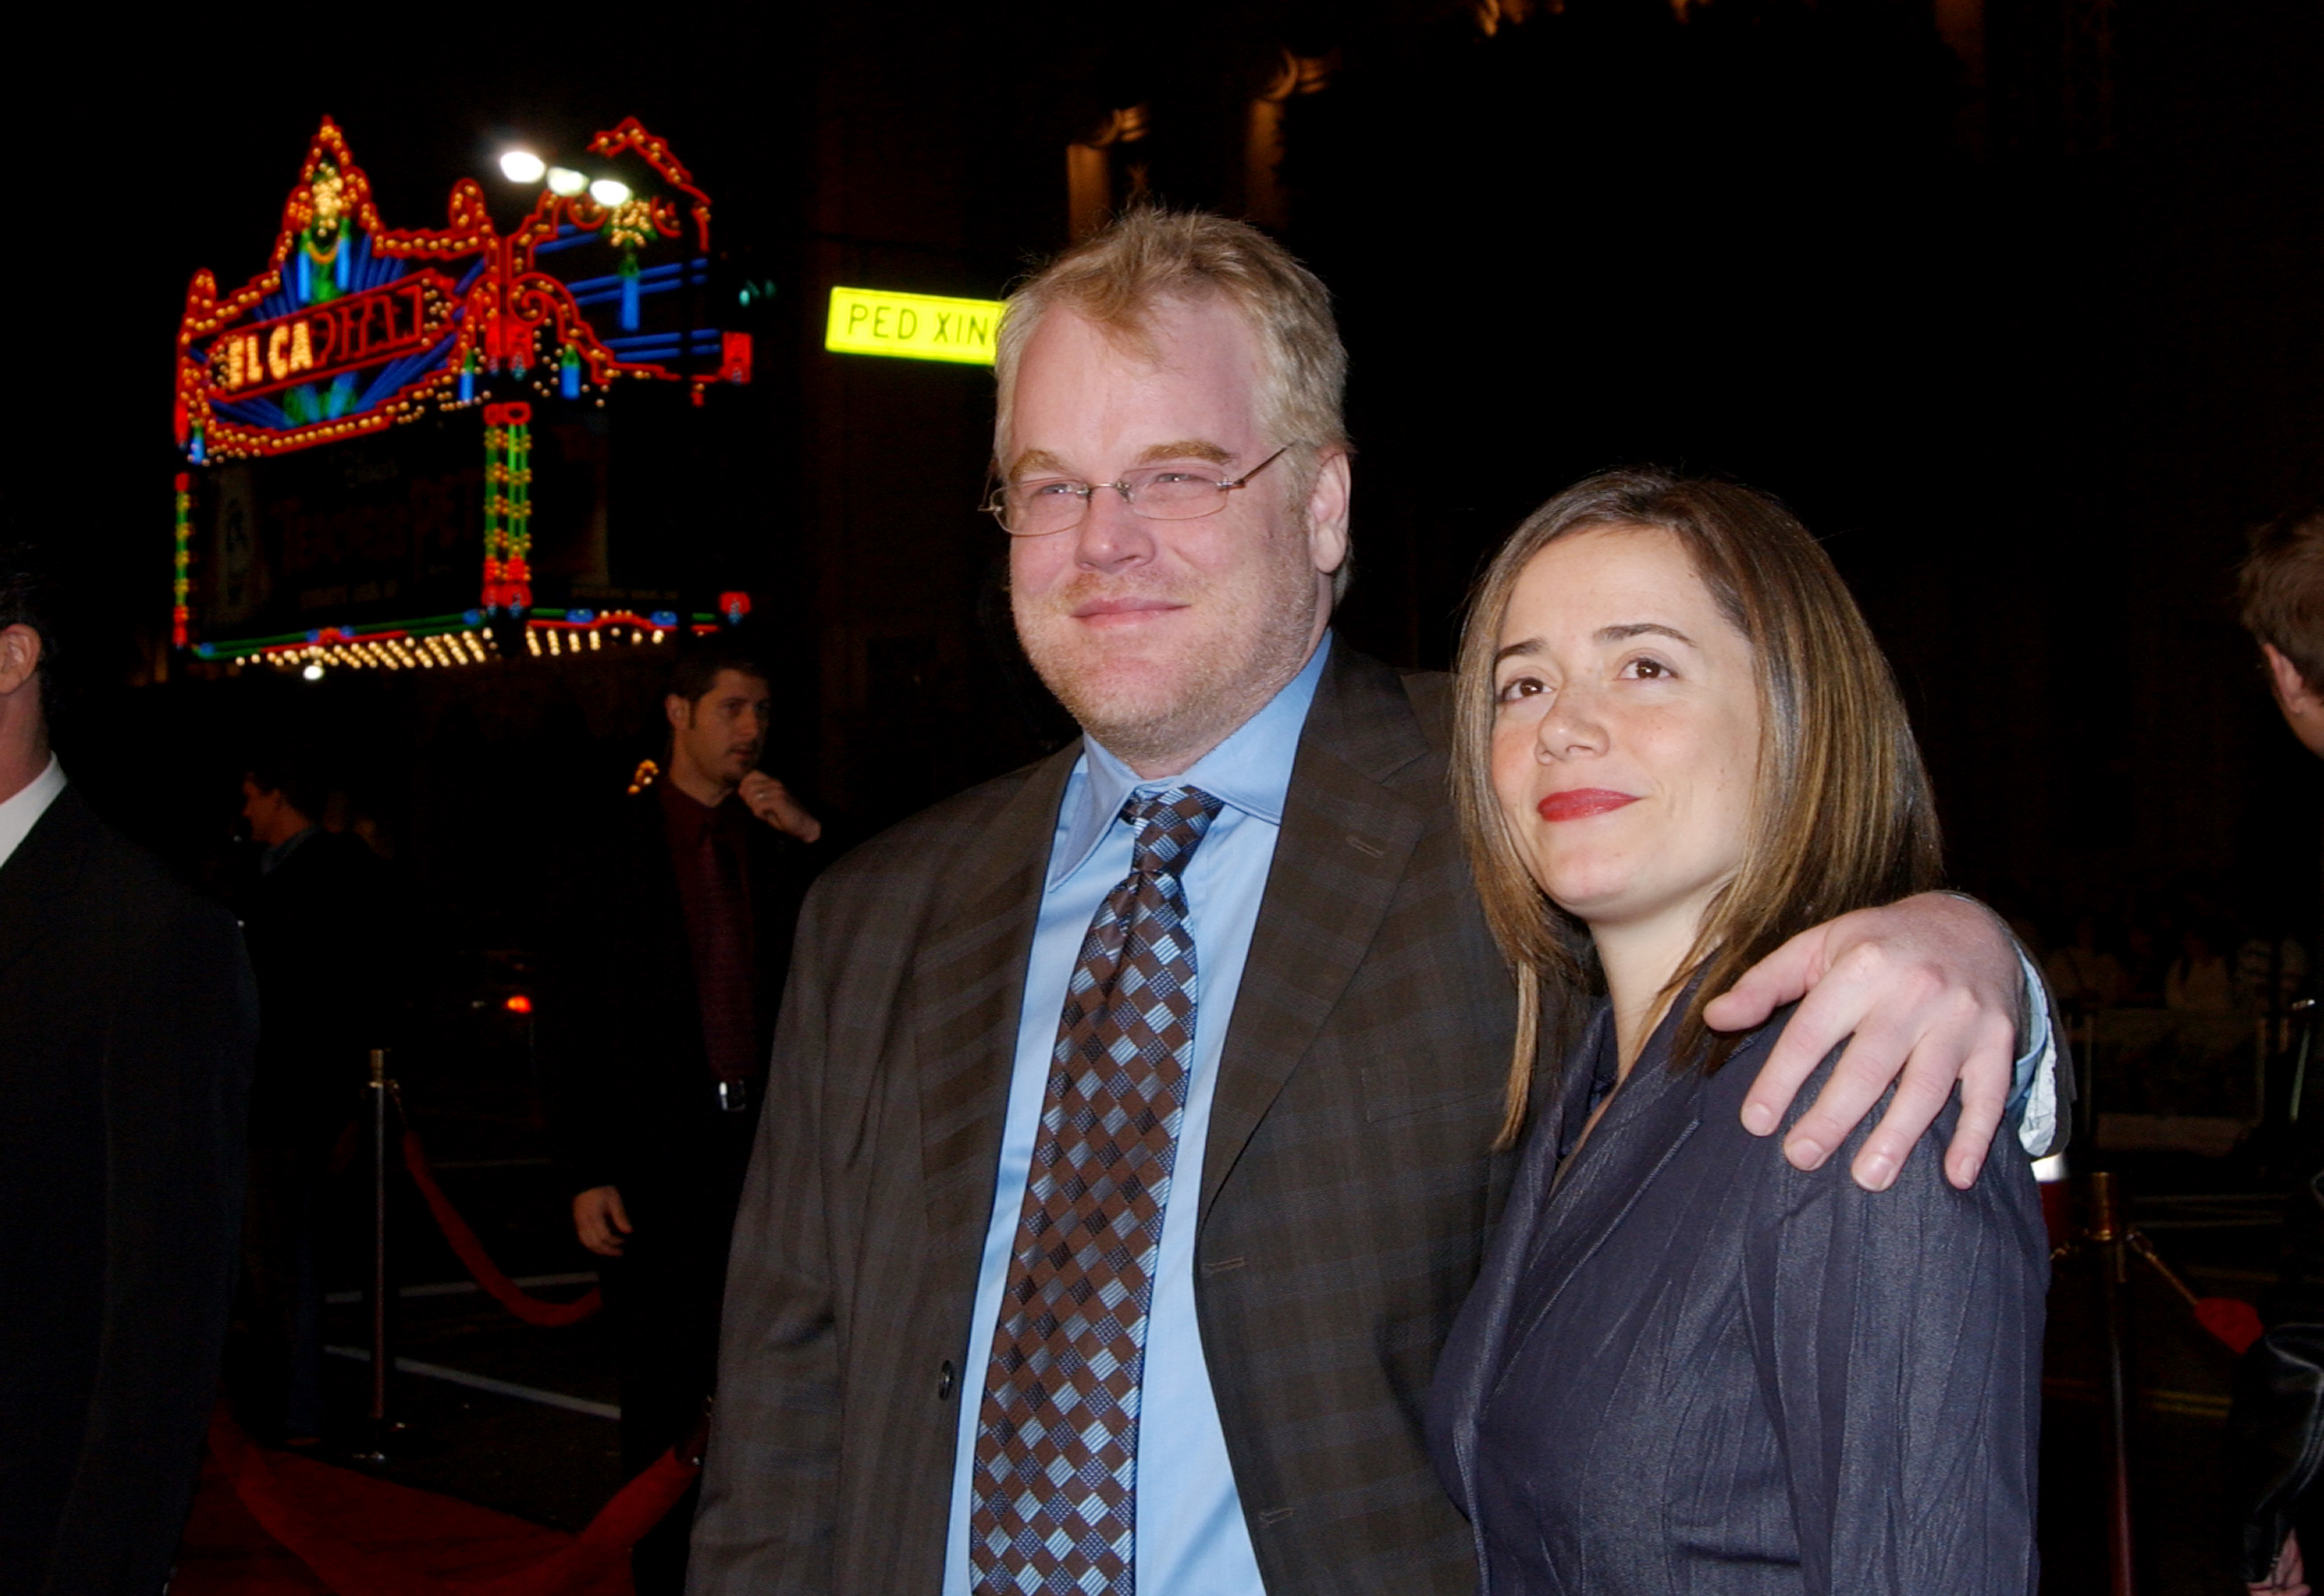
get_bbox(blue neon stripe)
[562,260,706,294]
[603,331,724,353]
[366,238,401,292]
[214,395,294,429]
[357,333,456,410]
[570,277,705,311]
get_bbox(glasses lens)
[1003,480,1085,535]
[1126,468,1228,521]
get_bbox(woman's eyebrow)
[1596,622,1696,646]
[1494,637,1543,665]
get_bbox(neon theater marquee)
[172,116,753,671]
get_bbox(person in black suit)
[0,548,258,1595]
[1426,473,2048,1594]
[227,748,396,1445]
[548,636,820,1596]
[2228,505,2324,1596]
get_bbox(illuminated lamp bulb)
[506,993,534,1014]
[500,150,547,184]
[588,177,633,206]
[546,167,586,196]
[301,663,325,682]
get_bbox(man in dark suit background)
[551,636,820,1596]
[0,547,258,1594]
[227,748,395,1445]
[2226,505,2324,1596]
[689,213,2061,1595]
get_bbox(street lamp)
[499,150,546,184]
[546,167,586,197]
[589,177,633,207]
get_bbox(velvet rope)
[398,1130,603,1327]
[208,1408,700,1596]
[208,1409,445,1596]
[2197,1295,2266,1356]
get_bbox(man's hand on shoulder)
[573,1185,632,1256]
[741,771,823,843]
[1705,892,2022,1193]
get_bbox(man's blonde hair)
[993,209,1354,599]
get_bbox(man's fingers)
[1783,1005,1954,1181]
[1936,1027,2015,1189]
[1705,925,1827,1034]
[1736,959,1870,1137]
[609,1195,633,1233]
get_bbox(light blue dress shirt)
[939,635,2058,1595]
[941,638,1334,1596]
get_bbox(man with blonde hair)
[692,210,2058,1594]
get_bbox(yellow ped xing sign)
[823,287,1004,366]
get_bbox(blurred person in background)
[2226,505,2324,1595]
[2047,916,2130,1016]
[548,634,820,1596]
[227,748,397,1446]
[0,545,257,1595]
[2166,923,2237,1013]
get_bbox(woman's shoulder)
[1691,1001,2037,1212]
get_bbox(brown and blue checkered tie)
[969,786,1224,1596]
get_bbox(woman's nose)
[1535,687,1607,760]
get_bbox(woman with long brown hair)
[1425,470,2046,1594]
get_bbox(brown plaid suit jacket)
[689,641,1518,1594]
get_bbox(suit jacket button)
[937,1360,956,1400]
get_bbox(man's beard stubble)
[1013,549,1322,773]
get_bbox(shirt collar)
[0,754,66,874]
[261,823,321,875]
[1050,632,1333,889]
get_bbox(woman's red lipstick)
[1537,789,1638,822]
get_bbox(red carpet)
[172,1436,631,1596]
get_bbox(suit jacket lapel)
[1497,1026,1707,1371]
[0,786,89,981]
[1439,1005,1609,1522]
[915,744,1082,1263]
[1199,646,1432,1219]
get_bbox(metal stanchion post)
[2086,1171,2136,1596]
[354,1047,394,1463]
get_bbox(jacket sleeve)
[1742,1080,2048,1596]
[2230,1164,2324,1581]
[687,882,842,1594]
[41,892,256,1596]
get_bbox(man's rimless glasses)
[983,445,1294,537]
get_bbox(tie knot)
[1122,786,1222,879]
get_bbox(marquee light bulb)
[546,167,586,196]
[301,663,325,681]
[499,150,547,184]
[588,177,633,207]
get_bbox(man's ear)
[665,693,691,731]
[0,624,41,697]
[2264,644,2315,714]
[1305,449,1353,580]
